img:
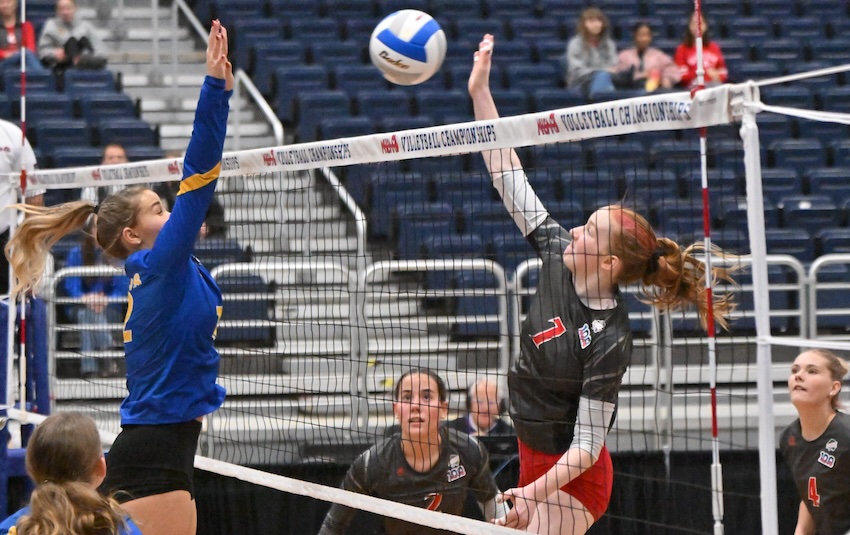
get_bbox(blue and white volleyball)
[369,10,447,86]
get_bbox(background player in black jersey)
[319,369,508,534]
[467,34,737,534]
[780,349,850,535]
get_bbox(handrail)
[172,0,285,147]
[807,253,850,339]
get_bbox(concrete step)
[218,174,315,193]
[278,299,420,321]
[219,189,325,209]
[122,73,207,88]
[285,236,358,253]
[227,221,350,241]
[143,108,263,124]
[139,96,256,113]
[159,121,272,138]
[281,353,456,377]
[158,135,279,152]
[224,205,341,223]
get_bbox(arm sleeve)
[146,76,231,272]
[318,450,373,535]
[492,169,548,237]
[568,396,615,461]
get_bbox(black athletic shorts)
[101,419,202,503]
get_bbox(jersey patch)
[530,317,566,348]
[578,323,592,349]
[591,319,606,333]
[826,438,838,452]
[818,450,836,469]
[446,454,466,483]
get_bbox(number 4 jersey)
[780,411,850,534]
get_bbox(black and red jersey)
[319,427,499,534]
[780,411,850,535]
[509,217,633,454]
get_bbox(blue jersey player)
[5,20,234,535]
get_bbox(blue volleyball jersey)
[120,76,231,425]
[0,506,143,534]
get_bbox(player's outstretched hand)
[468,34,494,99]
[206,20,234,91]
[493,485,536,530]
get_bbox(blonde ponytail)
[18,482,128,535]
[4,201,95,296]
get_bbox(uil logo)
[826,438,838,452]
[446,454,466,483]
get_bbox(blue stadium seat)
[0,94,10,119]
[715,195,781,229]
[537,0,583,18]
[454,19,507,43]
[318,116,374,140]
[797,121,849,147]
[508,17,564,42]
[23,93,73,125]
[413,90,470,122]
[532,88,585,112]
[231,19,284,69]
[748,0,797,17]
[831,140,850,168]
[274,65,329,123]
[484,0,534,19]
[333,65,388,95]
[776,18,826,40]
[492,40,533,64]
[356,90,411,122]
[343,160,404,207]
[686,167,740,199]
[623,169,682,202]
[570,173,622,213]
[194,237,249,271]
[379,115,434,132]
[817,227,850,255]
[491,232,536,274]
[594,140,647,176]
[811,263,850,333]
[533,143,588,174]
[310,41,364,67]
[452,269,501,338]
[394,202,454,259]
[653,198,707,237]
[754,39,804,63]
[63,69,118,98]
[714,38,751,63]
[124,146,164,162]
[370,173,433,238]
[534,38,568,66]
[322,0,377,18]
[732,62,782,82]
[819,87,850,113]
[725,17,774,41]
[3,71,55,99]
[761,168,802,204]
[97,119,157,147]
[490,89,530,117]
[252,41,306,95]
[504,63,560,92]
[545,199,584,230]
[463,201,517,244]
[779,194,841,235]
[421,233,485,289]
[447,64,502,90]
[78,94,137,124]
[760,86,814,110]
[709,138,747,170]
[770,138,826,171]
[52,147,103,168]
[807,168,850,199]
[720,265,794,333]
[288,18,340,41]
[296,90,351,142]
[379,0,429,14]
[765,227,814,261]
[808,39,850,65]
[215,0,264,21]
[651,139,700,177]
[439,173,495,209]
[430,0,483,19]
[801,0,846,17]
[341,18,377,43]
[214,273,274,347]
[712,229,750,255]
[33,119,91,156]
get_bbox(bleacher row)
[189,0,850,145]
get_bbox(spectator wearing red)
[0,0,47,72]
[674,11,727,89]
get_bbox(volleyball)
[369,10,447,86]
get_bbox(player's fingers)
[219,24,229,56]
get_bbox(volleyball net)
[4,69,850,533]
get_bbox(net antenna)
[691,1,724,534]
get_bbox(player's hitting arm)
[469,38,547,237]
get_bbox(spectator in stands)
[614,22,681,93]
[447,377,513,438]
[468,34,738,534]
[5,21,233,535]
[81,143,129,204]
[38,0,106,73]
[0,0,47,72]
[780,349,850,535]
[64,216,128,378]
[566,7,618,99]
[0,412,142,535]
[0,117,42,296]
[319,369,508,534]
[674,11,727,89]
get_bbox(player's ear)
[121,226,142,248]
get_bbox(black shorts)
[101,419,202,503]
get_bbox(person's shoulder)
[446,416,470,433]
[445,428,485,458]
[0,507,29,533]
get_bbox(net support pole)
[736,84,779,535]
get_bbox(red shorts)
[517,439,613,521]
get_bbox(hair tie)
[646,248,665,275]
[93,204,100,215]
